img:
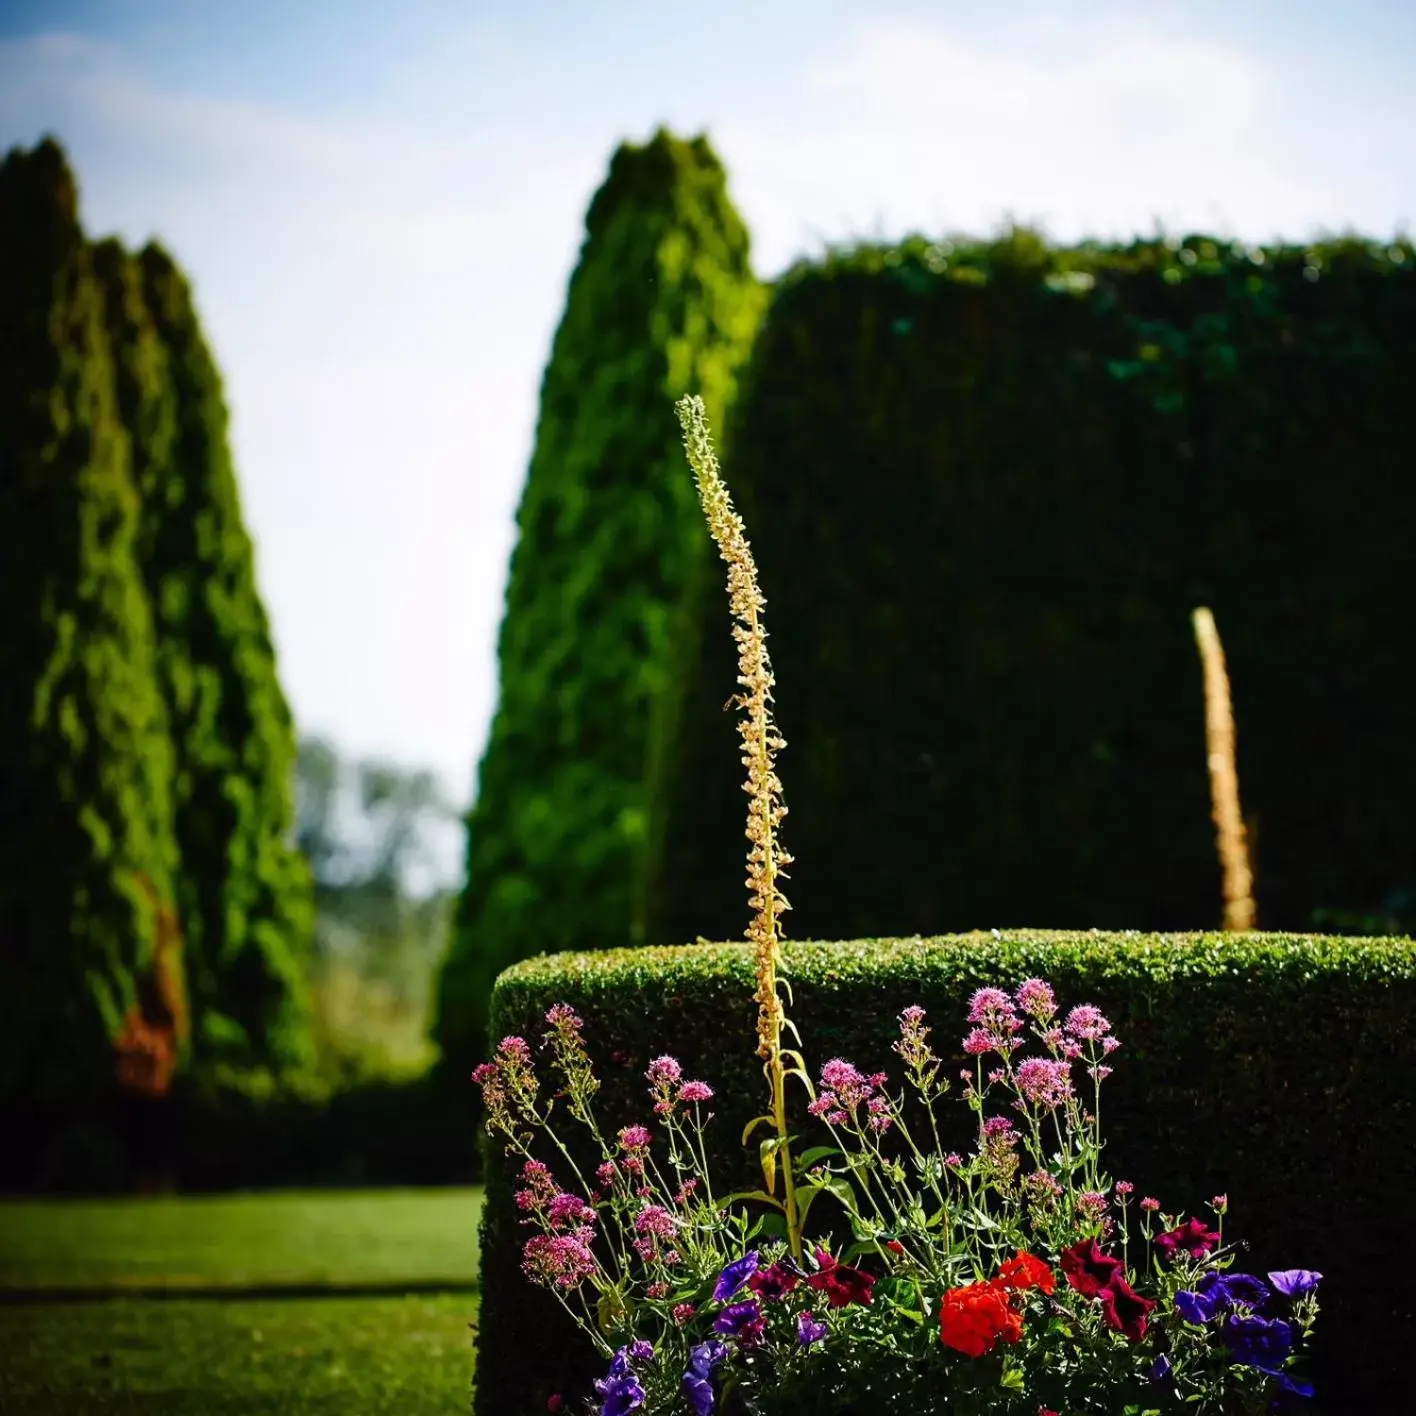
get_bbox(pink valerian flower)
[1140,1197,1162,1213]
[677,1080,714,1105]
[1064,1005,1112,1042]
[674,1178,700,1205]
[967,987,1018,1026]
[984,1115,1017,1138]
[1077,1191,1109,1220]
[944,1152,963,1168]
[806,1093,837,1118]
[894,1005,937,1072]
[471,1062,514,1133]
[646,1056,682,1116]
[542,1005,598,1117]
[646,1282,668,1299]
[1015,978,1058,1020]
[672,1303,696,1326]
[547,1192,596,1229]
[514,1158,558,1214]
[1022,1169,1063,1204]
[646,1056,683,1087]
[634,1205,678,1240]
[963,1028,997,1056]
[1101,1035,1121,1055]
[618,1125,653,1153]
[1211,1194,1229,1214]
[522,1228,598,1289]
[1089,1064,1114,1083]
[1115,1181,1135,1196]
[1015,1057,1074,1108]
[866,1096,894,1133]
[595,1161,618,1191]
[818,1059,883,1113]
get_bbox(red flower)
[747,1262,799,1300]
[1098,1273,1156,1342]
[806,1252,876,1308]
[1059,1238,1122,1298]
[1153,1216,1221,1262]
[996,1250,1055,1295]
[938,1279,1024,1357]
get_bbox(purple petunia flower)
[1224,1314,1295,1376]
[1176,1271,1270,1324]
[712,1251,759,1301]
[1149,1353,1173,1384]
[713,1299,765,1346]
[595,1347,646,1416]
[682,1340,728,1416]
[1268,1269,1322,1298]
[797,1311,828,1346]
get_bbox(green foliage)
[434,129,765,1078]
[94,237,315,1078]
[644,231,1416,949]
[0,138,178,1110]
[478,932,1415,1415]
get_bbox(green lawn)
[0,1188,482,1415]
[0,1188,482,1293]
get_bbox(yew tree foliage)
[0,139,178,1107]
[433,130,764,1078]
[95,237,314,1076]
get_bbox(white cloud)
[717,17,1393,270]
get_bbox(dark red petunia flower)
[747,1263,799,1300]
[806,1254,876,1308]
[1059,1238,1123,1298]
[1098,1273,1156,1342]
[1153,1216,1222,1262]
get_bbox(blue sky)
[2,0,1412,814]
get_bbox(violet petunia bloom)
[1177,1271,1269,1323]
[1224,1314,1295,1376]
[713,1299,766,1347]
[682,1340,728,1416]
[797,1311,828,1346]
[712,1252,760,1301]
[1149,1353,1173,1384]
[594,1347,646,1416]
[1268,1269,1322,1298]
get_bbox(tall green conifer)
[434,130,763,1074]
[93,238,314,1076]
[0,138,178,1107]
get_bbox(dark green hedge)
[434,128,764,1082]
[643,233,1416,950]
[478,932,1414,1416]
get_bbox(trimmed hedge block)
[476,932,1414,1416]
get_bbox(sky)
[1,0,1412,817]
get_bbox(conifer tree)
[93,237,315,1077]
[0,138,179,1108]
[434,130,763,1075]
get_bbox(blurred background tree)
[0,139,179,1119]
[297,735,462,1081]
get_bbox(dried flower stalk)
[1192,607,1256,932]
[676,393,801,1255]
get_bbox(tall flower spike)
[678,394,802,1259]
[676,394,792,1058]
[1191,607,1256,932]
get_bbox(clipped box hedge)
[475,932,1414,1416]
